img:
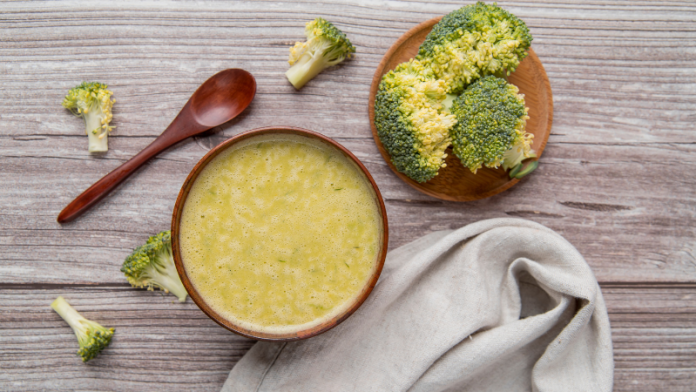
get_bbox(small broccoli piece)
[509,160,539,179]
[449,76,535,174]
[50,296,114,362]
[417,2,533,95]
[121,230,188,302]
[62,82,115,153]
[374,59,456,183]
[286,18,355,89]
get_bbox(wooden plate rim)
[367,16,553,201]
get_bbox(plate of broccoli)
[369,2,552,201]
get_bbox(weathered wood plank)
[0,286,254,391]
[603,283,696,391]
[1,284,694,391]
[1,0,695,390]
[1,136,694,282]
[1,2,694,143]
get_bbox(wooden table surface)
[1,1,694,390]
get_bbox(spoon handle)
[57,131,182,223]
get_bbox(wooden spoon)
[57,69,257,223]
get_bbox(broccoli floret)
[62,82,115,153]
[449,76,535,174]
[374,59,456,183]
[417,2,533,95]
[121,230,188,302]
[286,18,355,89]
[374,3,536,181]
[50,296,114,362]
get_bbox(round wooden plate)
[368,17,553,201]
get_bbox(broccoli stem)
[513,160,539,179]
[147,252,188,302]
[442,94,457,110]
[285,53,327,90]
[84,109,108,153]
[151,267,189,302]
[509,163,523,178]
[51,296,92,341]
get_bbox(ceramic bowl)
[171,126,389,341]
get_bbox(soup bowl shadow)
[171,126,389,341]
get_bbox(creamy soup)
[179,133,382,334]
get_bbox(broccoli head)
[417,2,533,95]
[286,18,356,89]
[62,82,115,153]
[374,59,456,183]
[121,230,188,302]
[50,296,114,362]
[449,75,534,174]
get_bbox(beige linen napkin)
[221,218,613,392]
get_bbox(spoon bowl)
[57,69,257,223]
[190,70,256,128]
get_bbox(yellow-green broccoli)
[50,296,114,362]
[62,82,115,153]
[374,2,536,182]
[121,230,188,302]
[417,2,533,95]
[286,18,355,89]
[374,59,456,183]
[449,76,535,174]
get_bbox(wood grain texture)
[1,284,695,391]
[1,0,695,390]
[57,68,257,223]
[368,18,553,201]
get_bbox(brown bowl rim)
[171,126,390,341]
[368,16,554,201]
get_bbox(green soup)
[180,134,382,334]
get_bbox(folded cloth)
[221,218,613,392]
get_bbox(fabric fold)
[222,218,613,392]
